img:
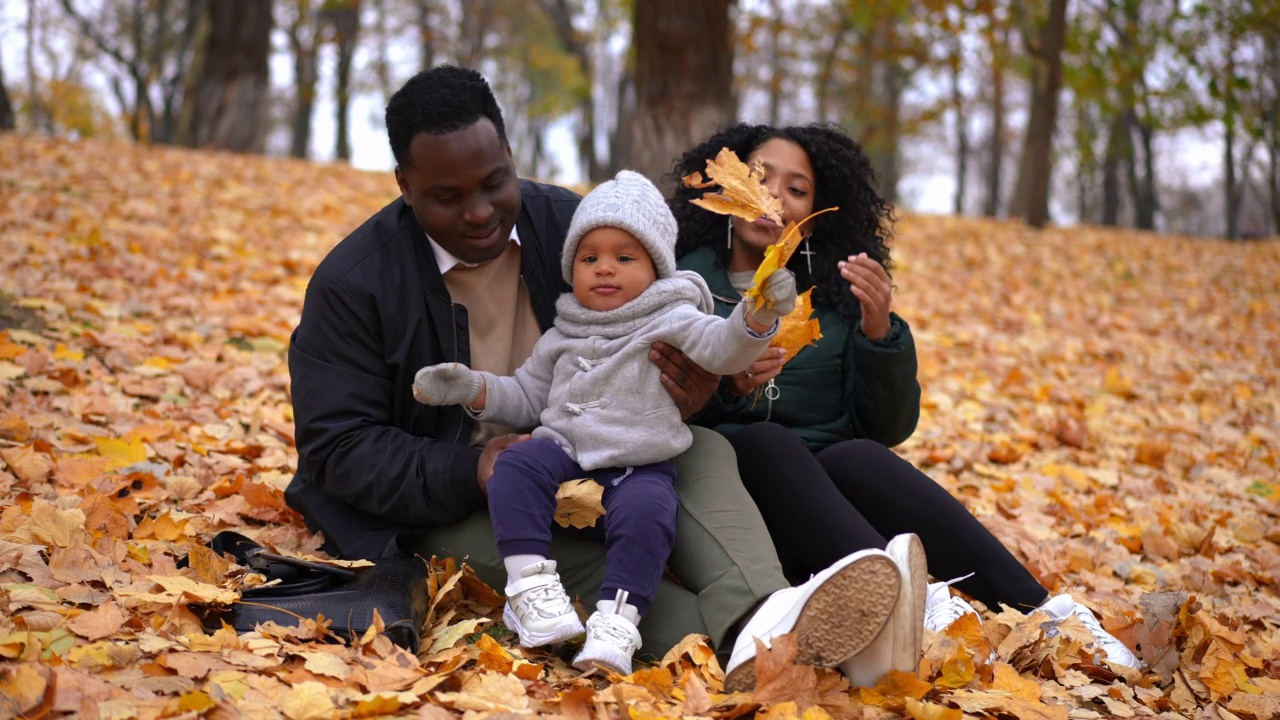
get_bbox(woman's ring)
[746,372,755,380]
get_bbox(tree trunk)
[25,0,50,132]
[767,0,784,126]
[177,0,273,152]
[417,0,436,70]
[1009,0,1069,228]
[982,22,1006,217]
[1133,111,1157,229]
[0,55,14,131]
[1225,114,1239,240]
[1265,31,1279,235]
[815,10,852,122]
[627,0,735,188]
[288,38,318,158]
[327,0,361,162]
[950,35,967,215]
[537,0,602,181]
[1101,111,1127,226]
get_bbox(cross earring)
[799,237,815,275]
[726,217,733,249]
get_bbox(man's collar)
[427,224,521,274]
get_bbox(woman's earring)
[726,217,733,249]
[801,237,814,275]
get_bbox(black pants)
[729,422,1048,610]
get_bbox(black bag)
[193,531,430,652]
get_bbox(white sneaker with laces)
[572,591,642,675]
[923,577,982,633]
[1038,594,1141,669]
[837,534,927,688]
[502,560,585,648]
[723,549,901,693]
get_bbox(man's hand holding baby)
[745,268,798,333]
[413,362,488,411]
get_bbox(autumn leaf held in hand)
[682,147,783,225]
[772,288,822,363]
[744,206,839,312]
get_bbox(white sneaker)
[502,560,585,648]
[1039,594,1141,669]
[838,534,927,688]
[923,577,982,633]
[723,549,900,693]
[572,592,642,675]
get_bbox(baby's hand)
[751,268,797,326]
[412,363,485,407]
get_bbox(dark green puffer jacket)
[678,246,921,451]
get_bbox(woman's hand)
[839,253,893,342]
[726,347,786,397]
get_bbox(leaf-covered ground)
[1,134,1277,719]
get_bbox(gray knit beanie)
[561,170,678,283]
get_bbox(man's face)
[395,118,521,265]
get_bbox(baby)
[412,170,795,674]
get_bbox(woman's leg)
[729,422,887,580]
[816,439,1048,610]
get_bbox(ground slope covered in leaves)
[0,134,1277,719]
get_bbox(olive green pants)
[401,427,789,660]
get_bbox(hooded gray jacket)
[474,270,773,471]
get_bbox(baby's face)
[571,227,658,312]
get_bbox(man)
[285,65,911,685]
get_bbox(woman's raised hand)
[839,253,892,342]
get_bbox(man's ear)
[394,165,409,199]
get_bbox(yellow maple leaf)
[554,478,606,529]
[744,207,839,313]
[772,288,822,363]
[682,147,782,224]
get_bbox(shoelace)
[588,612,637,648]
[923,574,977,632]
[589,589,637,648]
[924,596,976,632]
[519,581,573,619]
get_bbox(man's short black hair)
[385,65,508,169]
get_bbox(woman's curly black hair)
[668,122,896,324]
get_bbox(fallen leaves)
[1,134,1278,719]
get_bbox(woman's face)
[730,137,816,256]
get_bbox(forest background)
[2,0,1279,239]
[2,0,1280,718]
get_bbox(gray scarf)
[554,270,715,339]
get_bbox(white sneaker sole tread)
[724,553,900,693]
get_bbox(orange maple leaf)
[771,288,822,363]
[682,147,782,225]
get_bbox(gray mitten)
[750,268,798,326]
[412,363,485,407]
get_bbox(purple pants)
[488,437,678,615]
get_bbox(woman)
[670,122,1140,669]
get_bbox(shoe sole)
[504,603,584,647]
[886,534,927,674]
[723,553,900,693]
